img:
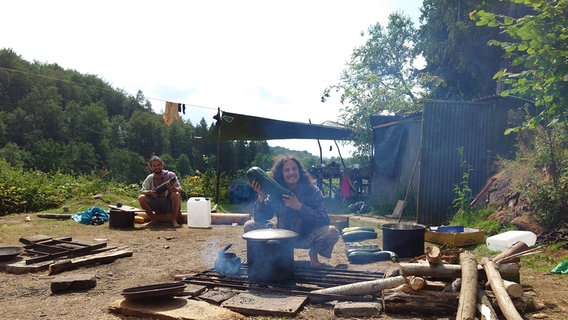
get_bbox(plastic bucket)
[186,197,211,228]
[382,223,425,258]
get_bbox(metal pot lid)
[242,229,298,240]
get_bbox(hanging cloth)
[163,101,181,125]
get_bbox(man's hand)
[249,180,265,200]
[282,194,302,210]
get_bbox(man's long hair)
[270,155,314,186]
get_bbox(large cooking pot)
[382,223,425,258]
[242,229,298,284]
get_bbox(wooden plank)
[36,213,73,219]
[109,298,245,320]
[221,292,307,317]
[48,248,133,275]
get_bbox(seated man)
[138,155,182,227]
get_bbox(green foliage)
[450,207,516,237]
[452,147,473,213]
[418,0,510,100]
[473,0,568,131]
[323,12,428,158]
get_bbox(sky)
[2,0,422,158]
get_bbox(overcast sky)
[2,0,422,158]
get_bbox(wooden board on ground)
[109,205,142,212]
[36,213,73,219]
[221,292,307,317]
[0,258,53,274]
[108,297,245,320]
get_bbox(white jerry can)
[187,197,211,228]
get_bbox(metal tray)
[121,282,186,300]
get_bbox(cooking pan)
[121,282,186,301]
[0,246,24,261]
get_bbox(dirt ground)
[0,213,567,320]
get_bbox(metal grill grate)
[182,264,385,299]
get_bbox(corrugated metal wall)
[418,99,520,225]
[371,97,527,225]
[370,113,422,215]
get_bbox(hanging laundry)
[163,101,181,125]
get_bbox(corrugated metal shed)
[371,96,531,225]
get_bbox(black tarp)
[207,111,354,141]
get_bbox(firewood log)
[477,285,499,320]
[457,251,478,320]
[481,257,523,320]
[310,275,406,302]
[399,262,520,279]
[485,279,523,298]
[426,246,443,265]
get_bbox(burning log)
[310,275,407,303]
[481,257,523,320]
[456,251,477,320]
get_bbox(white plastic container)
[187,197,211,228]
[486,230,537,252]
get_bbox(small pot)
[382,223,425,258]
[242,229,298,283]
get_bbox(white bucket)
[187,197,211,228]
[486,230,537,252]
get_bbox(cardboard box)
[425,227,485,246]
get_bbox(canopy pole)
[215,108,221,205]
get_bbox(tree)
[125,110,167,158]
[417,0,513,100]
[472,0,568,130]
[322,12,427,158]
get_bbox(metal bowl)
[0,246,24,261]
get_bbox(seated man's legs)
[137,193,181,227]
